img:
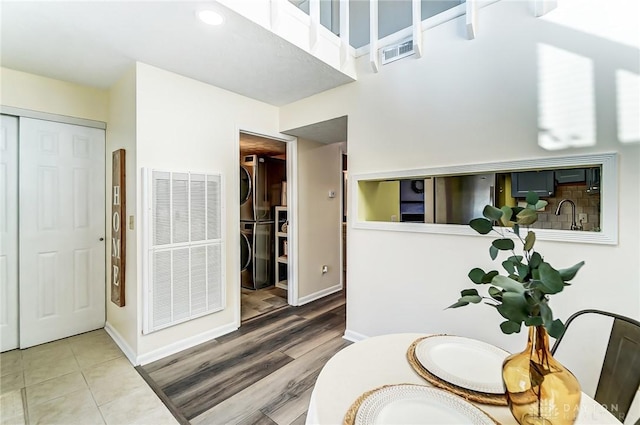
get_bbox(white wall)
[217,0,356,80]
[0,67,113,349]
[280,0,640,352]
[297,139,343,300]
[105,66,138,359]
[134,63,281,361]
[0,63,345,363]
[0,67,109,121]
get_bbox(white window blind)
[143,169,224,334]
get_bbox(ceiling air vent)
[380,38,415,65]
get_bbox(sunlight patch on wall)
[616,70,640,144]
[541,0,640,49]
[537,44,596,151]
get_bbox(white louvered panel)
[207,175,221,240]
[172,173,189,244]
[145,169,224,334]
[172,247,190,321]
[190,246,207,315]
[190,174,206,242]
[152,250,172,329]
[153,171,171,246]
[207,243,222,311]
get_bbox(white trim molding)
[0,106,106,129]
[297,283,343,306]
[343,329,368,343]
[286,137,300,306]
[369,0,379,73]
[340,0,351,68]
[234,126,298,309]
[309,0,320,52]
[533,0,558,17]
[137,322,238,366]
[354,0,500,58]
[105,322,138,366]
[352,153,618,245]
[466,0,478,40]
[270,0,281,31]
[412,0,423,58]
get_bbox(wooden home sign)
[111,149,126,306]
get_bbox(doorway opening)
[279,116,348,312]
[239,132,289,322]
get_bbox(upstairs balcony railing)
[221,0,558,77]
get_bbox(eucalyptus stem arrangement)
[449,191,584,338]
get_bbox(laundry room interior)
[239,132,290,321]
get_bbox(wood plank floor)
[137,290,348,425]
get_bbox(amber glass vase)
[502,325,582,425]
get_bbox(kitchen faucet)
[555,199,582,230]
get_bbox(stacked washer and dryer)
[240,154,285,290]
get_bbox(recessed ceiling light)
[198,10,224,26]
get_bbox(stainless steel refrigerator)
[431,173,496,225]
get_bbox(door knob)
[99,237,105,241]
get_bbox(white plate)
[354,385,495,424]
[415,335,509,394]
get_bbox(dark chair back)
[551,309,640,424]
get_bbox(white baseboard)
[296,283,342,306]
[104,322,138,366]
[343,329,368,343]
[136,322,238,366]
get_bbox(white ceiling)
[282,115,347,144]
[0,1,355,106]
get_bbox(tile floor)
[241,286,288,322]
[0,329,179,425]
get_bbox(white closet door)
[19,118,106,348]
[0,115,19,352]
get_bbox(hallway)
[139,290,347,424]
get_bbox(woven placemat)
[342,383,502,425]
[343,384,402,425]
[406,335,508,406]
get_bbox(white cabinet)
[275,206,288,290]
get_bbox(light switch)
[129,215,135,230]
[328,190,336,198]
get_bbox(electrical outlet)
[322,265,328,274]
[578,213,588,223]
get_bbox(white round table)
[306,333,620,425]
